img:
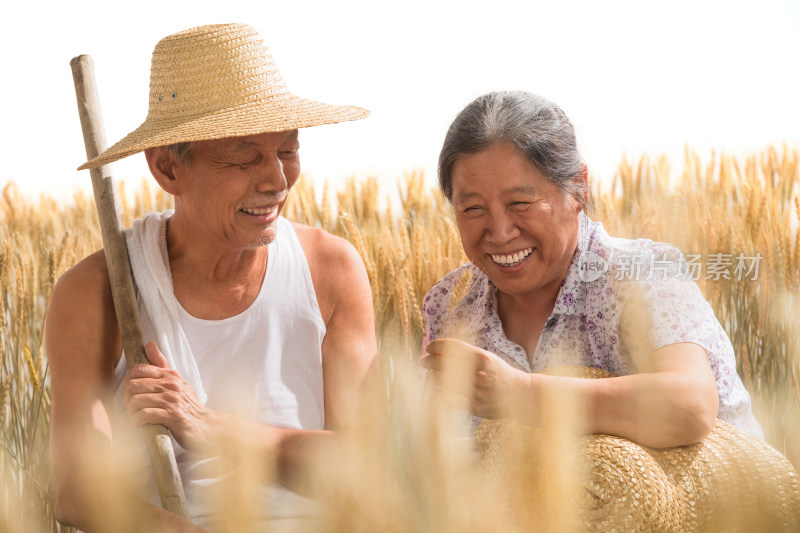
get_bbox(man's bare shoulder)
[290,222,364,272]
[290,222,370,322]
[48,249,117,341]
[46,249,121,375]
[54,249,111,297]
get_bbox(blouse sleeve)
[618,245,720,361]
[421,265,472,355]
[616,244,763,438]
[421,289,439,357]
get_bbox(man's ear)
[144,146,181,195]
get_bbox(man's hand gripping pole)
[70,54,191,520]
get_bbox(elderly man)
[47,23,376,531]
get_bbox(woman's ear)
[144,147,181,195]
[578,163,590,211]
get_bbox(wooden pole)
[70,54,191,520]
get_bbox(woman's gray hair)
[438,91,588,208]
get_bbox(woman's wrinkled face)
[451,142,583,300]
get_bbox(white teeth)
[242,206,277,216]
[491,247,533,266]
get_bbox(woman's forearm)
[511,369,718,448]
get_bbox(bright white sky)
[2,0,799,201]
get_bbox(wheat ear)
[436,267,476,339]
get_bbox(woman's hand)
[420,338,531,420]
[122,342,218,453]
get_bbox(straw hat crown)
[79,23,370,170]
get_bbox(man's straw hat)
[79,23,370,170]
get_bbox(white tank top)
[175,216,326,430]
[113,216,326,528]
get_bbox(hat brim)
[78,95,369,170]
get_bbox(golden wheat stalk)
[436,266,476,339]
[2,146,800,531]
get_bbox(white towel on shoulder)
[125,210,207,404]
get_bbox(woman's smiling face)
[451,142,583,300]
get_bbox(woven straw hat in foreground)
[79,23,369,170]
[475,367,800,532]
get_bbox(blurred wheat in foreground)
[1,146,798,531]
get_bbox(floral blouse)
[421,212,763,438]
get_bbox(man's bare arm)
[46,251,202,532]
[302,227,378,430]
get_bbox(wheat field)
[1,146,798,531]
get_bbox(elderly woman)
[420,91,762,448]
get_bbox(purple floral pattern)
[422,212,763,438]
